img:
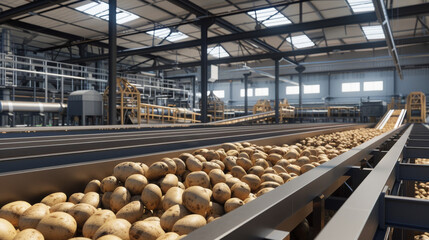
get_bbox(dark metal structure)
[108,0,117,125]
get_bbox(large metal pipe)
[0,101,66,113]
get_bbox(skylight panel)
[347,0,374,13]
[362,25,385,40]
[207,45,230,58]
[248,7,291,27]
[76,2,139,24]
[286,34,315,48]
[146,28,189,42]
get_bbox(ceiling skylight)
[207,45,230,58]
[362,25,385,40]
[147,28,189,42]
[76,2,139,24]
[247,7,291,27]
[286,34,315,48]
[347,0,374,13]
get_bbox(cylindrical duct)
[0,101,66,113]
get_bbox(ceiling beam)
[129,35,429,71]
[0,0,69,25]
[65,2,429,64]
[5,20,175,65]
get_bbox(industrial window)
[207,45,230,58]
[342,82,360,92]
[363,81,383,91]
[286,86,299,95]
[247,7,292,27]
[146,28,188,42]
[346,0,374,13]
[240,88,253,97]
[75,2,139,24]
[255,88,269,97]
[304,85,320,94]
[362,25,385,40]
[286,34,315,49]
[212,90,225,99]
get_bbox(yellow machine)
[388,96,405,110]
[253,99,272,114]
[406,91,427,123]
[203,91,225,122]
[104,78,200,125]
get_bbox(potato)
[212,183,231,204]
[156,232,180,240]
[230,166,246,179]
[147,162,169,180]
[113,162,144,182]
[116,201,145,224]
[272,165,287,174]
[255,187,274,197]
[224,198,244,213]
[236,157,252,171]
[69,193,84,204]
[275,159,290,169]
[241,174,261,192]
[278,173,292,183]
[208,169,226,186]
[41,192,66,207]
[82,209,116,239]
[141,184,162,211]
[221,143,238,152]
[286,164,301,175]
[185,171,210,188]
[223,156,237,171]
[162,187,184,211]
[93,219,131,240]
[84,180,101,193]
[216,150,227,161]
[261,173,284,185]
[178,153,193,161]
[160,204,189,232]
[129,220,165,240]
[67,203,96,229]
[300,164,315,174]
[185,157,203,172]
[251,152,267,162]
[208,202,224,218]
[100,176,119,193]
[172,214,206,235]
[110,187,131,213]
[36,212,76,240]
[269,147,286,156]
[143,216,160,222]
[160,174,178,194]
[254,158,269,169]
[97,235,122,240]
[0,218,16,240]
[297,156,311,166]
[238,152,249,159]
[12,228,44,240]
[244,195,256,204]
[202,162,221,174]
[267,153,282,165]
[172,158,186,175]
[231,182,251,200]
[161,158,177,174]
[125,174,148,195]
[0,201,31,227]
[248,166,265,177]
[285,150,299,159]
[19,203,50,230]
[101,192,113,209]
[50,202,74,213]
[68,238,91,240]
[182,186,210,216]
[80,192,100,208]
[225,177,241,188]
[259,181,280,189]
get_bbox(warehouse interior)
[0,0,428,240]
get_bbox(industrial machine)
[406,91,427,123]
[67,90,103,126]
[202,91,224,122]
[360,100,385,123]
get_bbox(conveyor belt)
[0,123,365,173]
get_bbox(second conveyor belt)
[0,123,365,173]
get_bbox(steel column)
[296,65,305,108]
[243,72,251,116]
[199,19,213,123]
[274,59,280,123]
[108,0,117,125]
[192,75,196,109]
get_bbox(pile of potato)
[0,127,386,240]
[414,158,429,240]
